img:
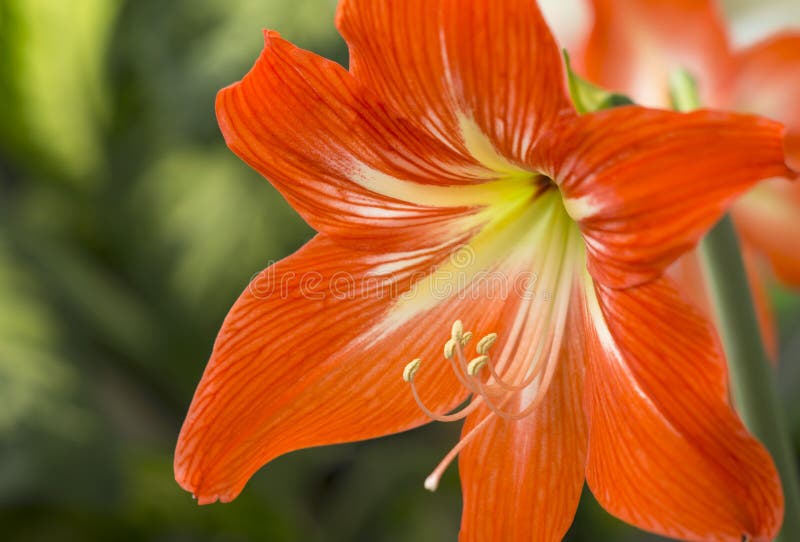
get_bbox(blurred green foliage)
[0,1,797,541]
[0,0,117,183]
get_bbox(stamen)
[477,209,576,397]
[449,335,482,394]
[443,338,457,360]
[482,327,548,393]
[451,320,464,341]
[467,315,549,394]
[403,204,583,497]
[471,261,573,421]
[476,332,498,354]
[477,345,563,422]
[475,372,544,421]
[405,291,573,488]
[467,355,489,376]
[402,358,422,383]
[403,358,480,423]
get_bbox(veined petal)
[176,189,571,505]
[580,0,731,108]
[458,280,587,542]
[217,31,526,252]
[729,33,800,169]
[583,276,783,542]
[553,106,793,289]
[734,178,800,286]
[336,0,576,168]
[725,33,800,287]
[176,235,498,504]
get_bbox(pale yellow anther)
[476,333,498,355]
[403,358,422,383]
[444,339,457,360]
[460,331,473,347]
[467,355,489,376]
[451,320,464,341]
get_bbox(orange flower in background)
[175,1,793,540]
[579,0,800,353]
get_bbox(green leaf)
[563,50,634,114]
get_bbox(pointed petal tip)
[776,121,800,181]
[171,237,488,511]
[214,28,285,146]
[336,0,574,166]
[174,456,242,506]
[585,277,784,541]
[262,28,281,43]
[785,160,800,181]
[195,494,220,506]
[174,429,246,506]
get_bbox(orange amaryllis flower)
[175,1,792,540]
[579,0,800,353]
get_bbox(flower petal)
[458,281,587,542]
[336,0,575,167]
[726,33,800,286]
[217,31,513,252]
[583,276,783,542]
[729,33,800,169]
[734,178,800,287]
[175,232,545,504]
[580,0,731,108]
[554,106,793,289]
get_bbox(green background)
[0,0,798,540]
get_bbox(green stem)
[700,217,800,542]
[671,69,800,541]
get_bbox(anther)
[467,355,489,376]
[443,339,457,360]
[403,358,422,382]
[476,333,498,354]
[451,320,464,341]
[460,331,473,347]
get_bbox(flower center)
[400,191,585,490]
